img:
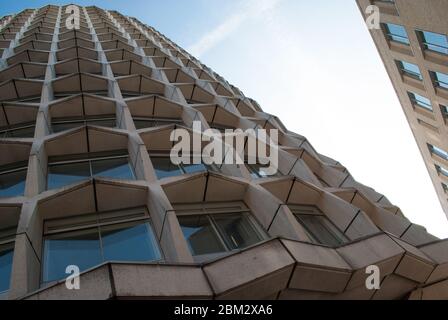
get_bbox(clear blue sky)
[2,0,448,237]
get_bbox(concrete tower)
[0,4,447,300]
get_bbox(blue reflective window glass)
[385,23,409,44]
[408,92,432,110]
[43,228,102,283]
[2,125,35,138]
[398,61,422,80]
[182,163,208,174]
[430,145,448,160]
[420,30,448,55]
[433,71,448,89]
[0,246,14,293]
[91,157,135,180]
[101,221,161,262]
[437,165,448,178]
[47,161,91,190]
[0,169,27,198]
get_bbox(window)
[0,123,35,138]
[150,155,221,179]
[430,71,448,89]
[436,165,448,178]
[176,203,266,261]
[441,105,448,117]
[210,124,236,133]
[0,226,16,294]
[52,116,116,133]
[383,23,409,45]
[408,92,432,111]
[290,205,348,247]
[16,96,41,103]
[47,151,135,190]
[418,30,448,55]
[246,163,282,179]
[0,164,27,198]
[443,183,448,193]
[397,60,422,80]
[42,208,161,283]
[429,144,448,160]
[134,117,182,130]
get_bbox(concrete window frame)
[0,208,20,295]
[0,162,28,198]
[0,121,36,138]
[133,116,182,130]
[289,205,349,247]
[46,149,136,190]
[149,152,222,180]
[51,114,116,133]
[175,201,269,263]
[41,206,163,285]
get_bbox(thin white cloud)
[188,0,282,57]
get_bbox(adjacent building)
[0,4,447,300]
[357,0,448,217]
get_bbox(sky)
[2,0,448,238]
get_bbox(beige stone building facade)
[357,0,448,217]
[0,4,447,300]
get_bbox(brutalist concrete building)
[0,4,447,300]
[357,0,448,218]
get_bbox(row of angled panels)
[2,4,442,300]
[0,171,445,299]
